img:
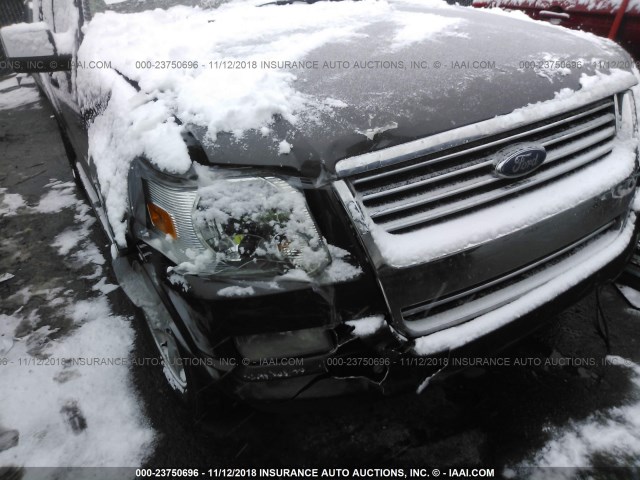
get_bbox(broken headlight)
[142,167,331,278]
[192,174,330,277]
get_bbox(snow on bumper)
[413,210,638,356]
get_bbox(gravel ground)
[2,74,640,477]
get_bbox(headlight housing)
[141,167,331,278]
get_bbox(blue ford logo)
[493,143,547,178]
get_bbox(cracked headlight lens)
[139,162,331,278]
[190,174,330,277]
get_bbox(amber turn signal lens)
[147,202,177,239]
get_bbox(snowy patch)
[218,285,255,297]
[506,357,640,474]
[278,140,292,155]
[0,179,155,469]
[65,296,112,324]
[280,268,312,282]
[391,11,465,49]
[0,188,27,217]
[7,287,33,306]
[356,121,399,141]
[91,277,119,295]
[0,273,15,283]
[53,229,86,256]
[0,306,155,467]
[33,181,77,214]
[346,315,386,337]
[321,245,363,283]
[617,285,640,309]
[259,126,271,137]
[167,272,190,292]
[324,98,348,108]
[53,204,97,257]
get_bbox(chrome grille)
[348,98,617,234]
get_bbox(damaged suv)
[2,0,639,408]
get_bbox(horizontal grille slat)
[367,125,616,221]
[351,100,614,186]
[361,112,616,204]
[348,97,618,233]
[378,140,615,232]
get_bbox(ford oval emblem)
[493,143,547,179]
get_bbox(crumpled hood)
[78,0,637,182]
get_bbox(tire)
[138,308,242,433]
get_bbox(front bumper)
[217,206,639,402]
[138,191,638,403]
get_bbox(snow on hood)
[78,0,464,141]
[76,0,636,245]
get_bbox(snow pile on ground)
[0,182,154,469]
[1,181,82,217]
[0,303,153,467]
[33,180,78,214]
[0,187,27,217]
[76,0,465,245]
[505,356,640,475]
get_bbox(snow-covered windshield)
[86,0,226,14]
